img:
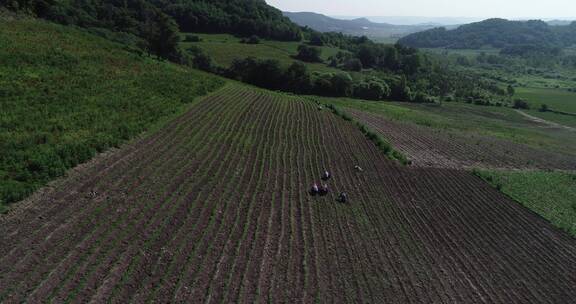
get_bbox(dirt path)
[515,109,576,132]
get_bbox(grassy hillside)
[182,33,343,73]
[0,19,225,211]
[399,18,576,49]
[475,170,576,236]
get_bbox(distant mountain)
[398,18,576,49]
[283,12,438,39]
[547,20,575,26]
[334,16,482,26]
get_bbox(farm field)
[1,85,576,302]
[516,87,576,128]
[320,96,576,156]
[347,108,576,170]
[475,170,576,236]
[182,33,343,73]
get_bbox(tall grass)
[0,20,225,210]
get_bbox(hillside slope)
[1,86,575,302]
[0,19,224,210]
[399,18,576,49]
[283,12,434,39]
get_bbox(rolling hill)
[283,12,437,40]
[398,18,576,49]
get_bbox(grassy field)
[182,33,343,73]
[317,96,576,156]
[475,170,576,236]
[516,87,576,113]
[515,87,576,128]
[0,19,225,211]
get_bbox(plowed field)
[1,86,575,303]
[349,109,576,170]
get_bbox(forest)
[399,18,576,49]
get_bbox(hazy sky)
[267,0,575,19]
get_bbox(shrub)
[193,52,214,72]
[412,91,436,103]
[343,58,363,72]
[539,104,549,112]
[183,34,201,42]
[513,99,531,109]
[295,44,322,63]
[353,78,391,101]
[241,35,260,44]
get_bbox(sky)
[266,0,576,19]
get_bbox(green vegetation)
[474,170,576,236]
[0,19,224,210]
[399,18,576,49]
[4,0,301,62]
[516,87,576,114]
[319,96,576,156]
[322,104,409,165]
[515,87,576,128]
[185,32,507,104]
[182,33,341,73]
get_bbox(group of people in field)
[310,169,352,203]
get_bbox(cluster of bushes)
[513,99,531,109]
[240,35,261,44]
[294,44,322,62]
[216,56,427,102]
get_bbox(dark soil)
[1,87,575,303]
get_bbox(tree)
[343,58,363,72]
[507,85,515,99]
[539,104,549,112]
[142,12,181,61]
[309,32,324,46]
[192,52,214,72]
[331,73,354,97]
[295,44,322,63]
[513,99,530,109]
[242,35,260,44]
[391,76,412,101]
[283,62,312,93]
[353,78,391,100]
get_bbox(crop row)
[1,86,575,303]
[348,108,576,170]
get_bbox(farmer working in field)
[320,184,329,195]
[311,183,319,195]
[338,192,348,203]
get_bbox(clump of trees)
[513,99,531,109]
[353,78,391,100]
[222,56,427,102]
[295,45,323,63]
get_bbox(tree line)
[2,0,302,61]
